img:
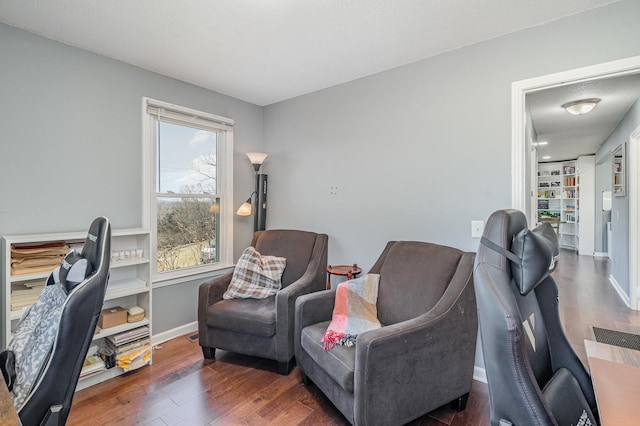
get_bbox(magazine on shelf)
[106,326,149,346]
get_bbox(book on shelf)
[105,330,151,372]
[538,200,549,209]
[80,355,105,379]
[107,326,150,346]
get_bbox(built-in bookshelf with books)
[1,228,152,389]
[613,144,625,196]
[537,160,579,250]
[537,163,562,218]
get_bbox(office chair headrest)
[479,209,559,296]
[81,217,108,271]
[52,249,93,292]
[510,222,559,295]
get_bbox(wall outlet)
[471,220,484,238]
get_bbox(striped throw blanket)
[322,273,381,350]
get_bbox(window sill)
[152,263,234,289]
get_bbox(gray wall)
[2,0,640,368]
[0,23,263,334]
[264,0,640,273]
[263,1,640,369]
[595,97,640,297]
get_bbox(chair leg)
[277,359,294,375]
[300,371,311,386]
[450,393,469,411]
[201,346,215,359]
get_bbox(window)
[143,98,234,282]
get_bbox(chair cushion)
[8,283,67,411]
[511,222,559,296]
[542,367,596,426]
[301,321,355,392]
[207,297,276,337]
[224,246,286,299]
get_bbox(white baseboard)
[151,321,198,346]
[609,275,631,308]
[593,252,609,258]
[473,366,487,383]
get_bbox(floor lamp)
[237,152,268,231]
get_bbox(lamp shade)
[246,152,268,166]
[562,98,600,115]
[236,200,252,216]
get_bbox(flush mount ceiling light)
[561,98,601,115]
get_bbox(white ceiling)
[528,73,640,162]
[0,0,622,106]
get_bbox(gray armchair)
[198,229,328,374]
[295,241,477,426]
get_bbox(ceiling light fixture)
[533,141,548,146]
[542,156,551,160]
[561,98,601,115]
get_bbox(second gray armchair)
[198,229,328,374]
[295,240,477,426]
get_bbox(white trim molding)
[629,125,640,310]
[512,55,640,311]
[609,275,631,309]
[512,55,640,212]
[151,321,198,346]
[473,366,487,384]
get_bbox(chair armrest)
[273,235,328,361]
[294,289,336,361]
[276,265,327,326]
[197,271,233,338]
[295,289,336,329]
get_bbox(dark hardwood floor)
[67,250,640,425]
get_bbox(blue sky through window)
[157,121,217,194]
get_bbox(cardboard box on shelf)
[99,306,128,329]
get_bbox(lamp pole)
[255,173,267,231]
[245,152,269,232]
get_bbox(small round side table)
[326,264,362,289]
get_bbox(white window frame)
[142,97,234,285]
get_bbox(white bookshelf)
[537,160,579,250]
[1,227,152,388]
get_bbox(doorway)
[511,55,640,310]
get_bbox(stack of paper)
[11,280,46,312]
[11,242,69,275]
[80,355,106,379]
[106,326,150,372]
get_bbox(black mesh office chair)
[1,217,111,426]
[473,209,597,426]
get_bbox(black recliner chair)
[2,217,111,426]
[474,209,597,426]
